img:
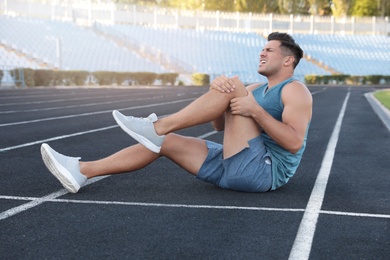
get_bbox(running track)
[0,85,389,259]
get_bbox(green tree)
[277,0,309,14]
[331,0,350,16]
[236,0,261,12]
[263,0,281,13]
[308,0,332,15]
[351,0,378,16]
[114,0,390,16]
[377,0,390,16]
[165,0,203,10]
[235,0,278,13]
[204,0,235,11]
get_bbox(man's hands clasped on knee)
[210,75,236,93]
[209,76,258,118]
[229,91,258,117]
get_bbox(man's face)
[258,40,286,77]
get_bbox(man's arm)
[209,76,262,131]
[231,79,312,154]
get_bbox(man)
[41,32,312,193]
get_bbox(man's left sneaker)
[112,110,165,153]
[41,143,87,193]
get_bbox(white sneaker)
[41,143,87,193]
[112,110,165,153]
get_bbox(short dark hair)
[268,32,303,69]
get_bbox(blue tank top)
[252,78,309,190]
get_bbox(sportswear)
[252,78,309,190]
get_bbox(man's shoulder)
[283,80,310,94]
[282,80,312,103]
[286,79,307,88]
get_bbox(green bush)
[19,69,90,87]
[23,68,35,87]
[346,76,363,85]
[36,70,55,86]
[73,71,90,86]
[304,74,317,84]
[333,74,349,84]
[53,70,68,86]
[192,73,210,86]
[158,73,179,85]
[92,71,113,85]
[115,72,133,85]
[305,74,389,85]
[365,75,382,85]
[133,72,157,85]
[383,76,390,84]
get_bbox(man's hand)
[210,75,236,93]
[229,90,258,117]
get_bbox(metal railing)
[0,66,25,88]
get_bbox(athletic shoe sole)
[41,143,80,193]
[112,110,161,153]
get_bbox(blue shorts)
[196,135,272,192]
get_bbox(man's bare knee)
[231,77,249,97]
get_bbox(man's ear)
[284,56,295,66]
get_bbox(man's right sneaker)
[112,110,165,153]
[41,143,87,193]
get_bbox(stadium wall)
[0,0,389,36]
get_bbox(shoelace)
[126,115,150,124]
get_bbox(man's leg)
[222,109,262,159]
[80,134,208,178]
[80,144,160,178]
[153,83,248,135]
[113,77,251,153]
[113,75,265,161]
[155,77,262,159]
[42,134,209,193]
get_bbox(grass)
[374,90,390,110]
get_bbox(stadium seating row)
[0,46,41,70]
[0,16,164,73]
[103,24,331,82]
[0,15,388,84]
[294,34,389,75]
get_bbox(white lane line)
[0,130,219,220]
[320,210,390,219]
[0,111,189,152]
[197,130,218,139]
[0,96,137,114]
[310,87,327,95]
[37,199,306,212]
[0,125,118,152]
[0,89,163,106]
[0,98,195,127]
[288,90,351,260]
[0,126,216,153]
[0,92,200,114]
[0,110,198,152]
[0,195,39,201]
[2,195,389,219]
[0,195,302,212]
[0,176,108,221]
[0,190,68,221]
[0,94,125,107]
